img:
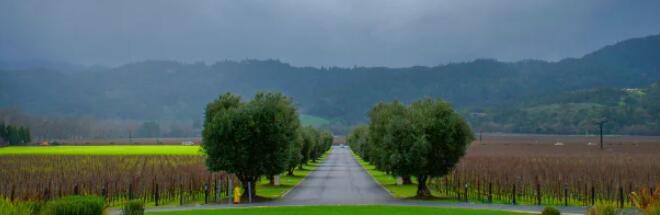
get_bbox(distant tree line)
[202,92,333,199]
[0,108,199,140]
[0,122,31,146]
[349,98,474,198]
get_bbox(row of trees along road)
[201,92,332,199]
[0,122,31,146]
[349,98,474,198]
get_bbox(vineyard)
[0,155,228,207]
[2,135,660,209]
[352,135,660,207]
[433,136,660,207]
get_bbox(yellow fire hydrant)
[233,187,242,204]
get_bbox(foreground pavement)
[111,146,589,214]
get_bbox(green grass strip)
[146,205,528,215]
[256,152,329,198]
[352,152,444,198]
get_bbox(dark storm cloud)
[1,0,659,67]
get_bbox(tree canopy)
[201,92,300,198]
[350,98,474,197]
[0,123,31,146]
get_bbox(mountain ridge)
[1,34,660,135]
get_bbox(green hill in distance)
[2,34,660,135]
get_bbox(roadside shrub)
[586,203,621,215]
[630,186,660,215]
[0,198,35,215]
[122,199,144,215]
[24,201,44,214]
[41,195,105,215]
[644,206,660,215]
[541,206,561,215]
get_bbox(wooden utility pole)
[597,120,607,150]
[479,129,482,144]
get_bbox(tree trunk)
[268,175,275,186]
[402,176,413,185]
[287,168,294,176]
[240,177,257,200]
[416,175,431,198]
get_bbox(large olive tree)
[367,102,407,173]
[407,99,474,197]
[202,92,300,199]
[364,99,473,197]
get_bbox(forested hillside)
[1,34,660,135]
[468,82,660,135]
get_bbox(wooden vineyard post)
[128,183,133,200]
[536,183,541,205]
[564,186,568,206]
[179,183,183,205]
[204,183,209,204]
[619,186,624,208]
[10,185,15,201]
[512,184,517,205]
[477,179,481,202]
[591,186,595,206]
[74,184,79,195]
[188,180,193,203]
[43,187,50,201]
[48,182,53,201]
[488,182,493,203]
[583,183,587,206]
[113,180,117,201]
[154,183,159,206]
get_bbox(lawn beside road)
[0,145,203,155]
[146,205,528,215]
[353,152,443,198]
[256,152,328,198]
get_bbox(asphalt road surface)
[281,146,395,204]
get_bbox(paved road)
[281,146,394,204]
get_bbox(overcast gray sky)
[1,0,659,67]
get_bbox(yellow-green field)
[0,145,203,155]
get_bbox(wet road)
[281,146,394,204]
